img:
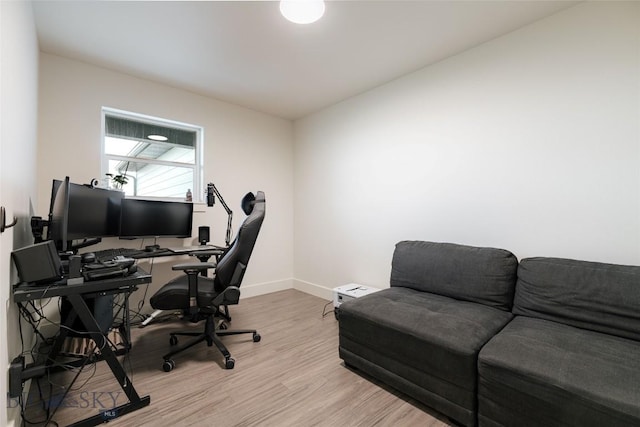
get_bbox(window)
[102,108,203,202]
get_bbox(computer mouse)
[81,252,96,263]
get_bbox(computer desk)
[13,269,152,427]
[92,245,225,262]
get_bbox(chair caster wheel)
[219,322,228,330]
[169,335,178,346]
[163,359,175,372]
[225,357,235,369]
[253,333,261,342]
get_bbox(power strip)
[9,356,24,398]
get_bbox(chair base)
[161,315,260,371]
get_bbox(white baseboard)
[240,278,334,301]
[240,278,294,299]
[292,279,333,301]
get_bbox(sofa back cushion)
[513,257,640,341]
[390,241,518,311]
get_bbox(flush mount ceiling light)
[147,134,168,141]
[280,0,325,24]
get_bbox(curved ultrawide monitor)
[119,199,193,239]
[47,178,70,251]
[47,177,124,251]
[67,184,124,240]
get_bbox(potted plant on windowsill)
[106,161,130,190]
[106,173,129,189]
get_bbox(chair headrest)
[241,192,256,215]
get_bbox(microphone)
[206,183,215,207]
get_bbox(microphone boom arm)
[207,183,233,246]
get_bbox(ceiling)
[32,1,577,120]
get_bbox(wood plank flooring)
[24,289,453,426]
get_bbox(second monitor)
[119,199,193,239]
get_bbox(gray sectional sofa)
[338,241,640,427]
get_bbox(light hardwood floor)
[24,289,453,426]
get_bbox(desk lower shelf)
[13,270,152,302]
[12,269,152,427]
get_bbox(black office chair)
[149,191,265,371]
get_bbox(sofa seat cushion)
[391,241,518,311]
[339,287,513,426]
[478,316,640,427]
[514,257,640,341]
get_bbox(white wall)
[293,2,640,297]
[1,1,40,425]
[37,54,295,307]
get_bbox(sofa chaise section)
[478,257,640,427]
[339,241,518,426]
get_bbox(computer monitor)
[47,177,70,251]
[47,177,124,251]
[119,199,193,239]
[67,183,123,240]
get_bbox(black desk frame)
[13,271,152,427]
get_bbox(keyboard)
[94,247,146,262]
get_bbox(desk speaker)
[198,226,210,245]
[11,241,62,284]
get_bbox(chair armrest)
[212,286,240,306]
[172,262,216,317]
[172,262,216,271]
